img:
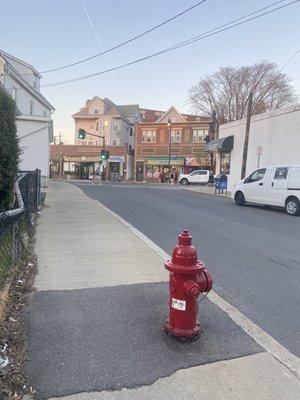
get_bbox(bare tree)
[188,61,297,123]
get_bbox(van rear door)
[288,167,300,190]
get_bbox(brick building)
[135,106,210,181]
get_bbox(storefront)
[184,155,211,174]
[205,135,234,175]
[108,155,125,181]
[142,156,185,180]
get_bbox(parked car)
[231,165,300,215]
[179,170,209,185]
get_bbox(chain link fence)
[0,170,41,289]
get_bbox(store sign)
[63,156,100,162]
[108,155,125,163]
[145,156,185,166]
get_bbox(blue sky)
[1,0,300,143]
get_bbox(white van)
[232,166,300,216]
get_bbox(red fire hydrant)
[165,230,213,338]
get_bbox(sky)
[1,0,300,143]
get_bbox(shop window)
[146,165,160,179]
[171,130,182,143]
[142,130,156,143]
[193,129,207,143]
[220,152,231,174]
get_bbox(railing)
[0,170,41,289]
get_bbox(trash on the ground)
[0,356,10,368]
[9,317,17,323]
[28,263,33,267]
[16,279,24,284]
[0,343,8,353]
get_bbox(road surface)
[75,183,300,357]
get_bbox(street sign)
[257,146,263,155]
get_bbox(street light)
[167,118,172,178]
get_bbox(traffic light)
[78,128,86,140]
[100,149,110,161]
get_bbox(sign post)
[257,146,263,168]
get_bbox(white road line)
[94,198,300,379]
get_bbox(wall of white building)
[17,118,51,178]
[218,104,300,191]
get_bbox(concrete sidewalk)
[25,181,299,399]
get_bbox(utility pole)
[167,118,172,181]
[209,110,217,173]
[241,92,253,179]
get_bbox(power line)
[41,0,208,73]
[280,48,300,71]
[80,0,119,87]
[43,0,299,88]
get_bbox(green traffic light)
[78,128,86,140]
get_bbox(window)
[10,87,17,100]
[193,129,207,143]
[113,120,121,131]
[30,101,34,115]
[246,168,266,183]
[220,152,231,174]
[146,165,160,179]
[171,130,181,143]
[112,139,117,145]
[94,108,98,114]
[142,130,156,143]
[88,141,93,145]
[82,141,87,145]
[103,120,108,130]
[89,123,94,132]
[96,121,99,131]
[43,110,47,117]
[274,167,289,180]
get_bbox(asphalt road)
[76,183,300,357]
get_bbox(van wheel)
[181,178,189,185]
[235,191,245,206]
[285,197,300,216]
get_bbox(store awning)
[205,135,234,152]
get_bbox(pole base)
[165,319,200,339]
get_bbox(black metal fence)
[0,170,41,289]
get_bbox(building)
[135,106,210,181]
[210,104,300,191]
[50,144,129,181]
[0,50,54,180]
[72,96,139,180]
